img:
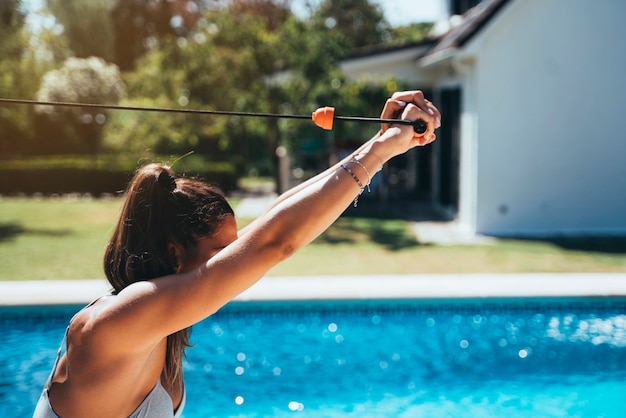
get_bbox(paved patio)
[2,274,626,306]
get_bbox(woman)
[33,90,440,417]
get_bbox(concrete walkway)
[2,274,626,306]
[409,221,496,245]
[233,193,277,218]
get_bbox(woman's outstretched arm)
[238,91,441,237]
[97,91,441,349]
[175,92,439,311]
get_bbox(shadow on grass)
[523,236,626,255]
[0,222,73,243]
[314,217,424,251]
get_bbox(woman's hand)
[379,90,441,153]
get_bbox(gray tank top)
[32,299,185,418]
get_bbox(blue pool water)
[2,297,626,418]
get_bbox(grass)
[0,196,118,280]
[0,196,625,281]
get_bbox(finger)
[424,100,441,129]
[392,91,432,117]
[380,98,408,133]
[391,90,424,103]
[424,133,437,145]
[401,103,437,140]
[411,132,436,147]
[381,98,407,119]
[410,92,437,120]
[392,91,441,131]
[420,99,441,129]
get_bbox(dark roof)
[347,39,436,61]
[424,0,511,59]
[341,0,512,67]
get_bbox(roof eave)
[417,47,458,69]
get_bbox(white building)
[341,0,626,237]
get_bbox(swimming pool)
[2,296,626,418]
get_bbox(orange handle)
[311,106,335,130]
[312,106,427,134]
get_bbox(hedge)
[0,157,239,196]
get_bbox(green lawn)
[1,196,625,281]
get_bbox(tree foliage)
[111,0,204,71]
[2,0,435,177]
[36,57,125,155]
[46,0,117,62]
[0,0,38,155]
[0,0,24,54]
[313,0,390,50]
[37,57,125,109]
[388,22,435,46]
[104,1,293,173]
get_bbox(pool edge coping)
[1,273,626,306]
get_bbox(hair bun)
[157,169,177,192]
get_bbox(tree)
[36,57,125,156]
[110,0,203,71]
[0,0,24,48]
[230,0,292,31]
[105,1,293,175]
[388,22,435,46]
[0,0,36,156]
[312,0,390,51]
[46,0,117,62]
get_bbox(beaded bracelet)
[348,159,372,193]
[340,163,365,207]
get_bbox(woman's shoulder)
[65,296,108,350]
[67,283,172,356]
[64,292,168,385]
[66,293,135,355]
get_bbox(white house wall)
[470,0,626,236]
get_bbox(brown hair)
[103,163,234,390]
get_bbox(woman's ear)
[168,243,182,273]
